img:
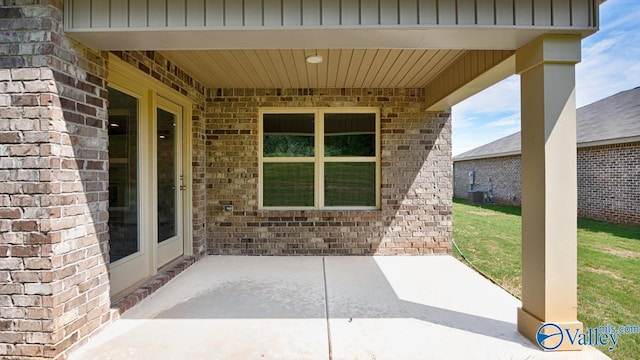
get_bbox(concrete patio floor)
[70,256,608,360]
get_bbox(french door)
[107,59,191,296]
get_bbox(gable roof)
[454,86,640,161]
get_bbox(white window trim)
[259,107,381,210]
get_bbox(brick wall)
[0,3,207,359]
[577,142,640,224]
[453,156,522,205]
[191,101,208,256]
[206,88,453,255]
[0,2,112,359]
[453,142,640,224]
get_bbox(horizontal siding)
[425,50,515,109]
[66,0,598,29]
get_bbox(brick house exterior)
[0,3,456,358]
[0,7,209,355]
[1,4,111,357]
[207,88,452,255]
[454,154,522,205]
[576,142,640,224]
[0,1,605,358]
[454,88,640,225]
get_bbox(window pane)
[324,113,375,157]
[325,163,376,206]
[264,113,314,157]
[108,87,139,262]
[263,163,314,206]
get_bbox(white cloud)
[452,0,640,157]
[451,113,478,129]
[483,113,520,128]
[453,76,520,117]
[577,35,640,105]
[575,0,640,106]
[598,3,640,33]
[452,77,522,155]
[453,135,492,156]
[496,126,521,137]
[582,38,617,58]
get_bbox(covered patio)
[69,256,607,359]
[0,1,605,358]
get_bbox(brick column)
[191,103,208,256]
[1,3,111,359]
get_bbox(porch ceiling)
[160,49,466,89]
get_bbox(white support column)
[515,35,583,350]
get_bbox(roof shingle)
[453,87,640,161]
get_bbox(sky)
[451,0,640,156]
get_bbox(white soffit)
[160,48,467,89]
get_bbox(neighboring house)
[454,87,640,224]
[0,1,605,358]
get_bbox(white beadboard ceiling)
[160,49,466,88]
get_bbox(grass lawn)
[452,198,640,359]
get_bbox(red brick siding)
[453,156,522,205]
[453,142,639,224]
[1,2,112,358]
[206,88,453,255]
[191,103,208,256]
[0,3,207,359]
[577,142,640,224]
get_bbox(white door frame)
[108,55,193,297]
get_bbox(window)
[260,108,380,209]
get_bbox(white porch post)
[515,35,583,350]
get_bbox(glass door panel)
[108,85,152,297]
[108,88,140,262]
[156,98,184,267]
[157,108,177,243]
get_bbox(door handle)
[179,185,187,190]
